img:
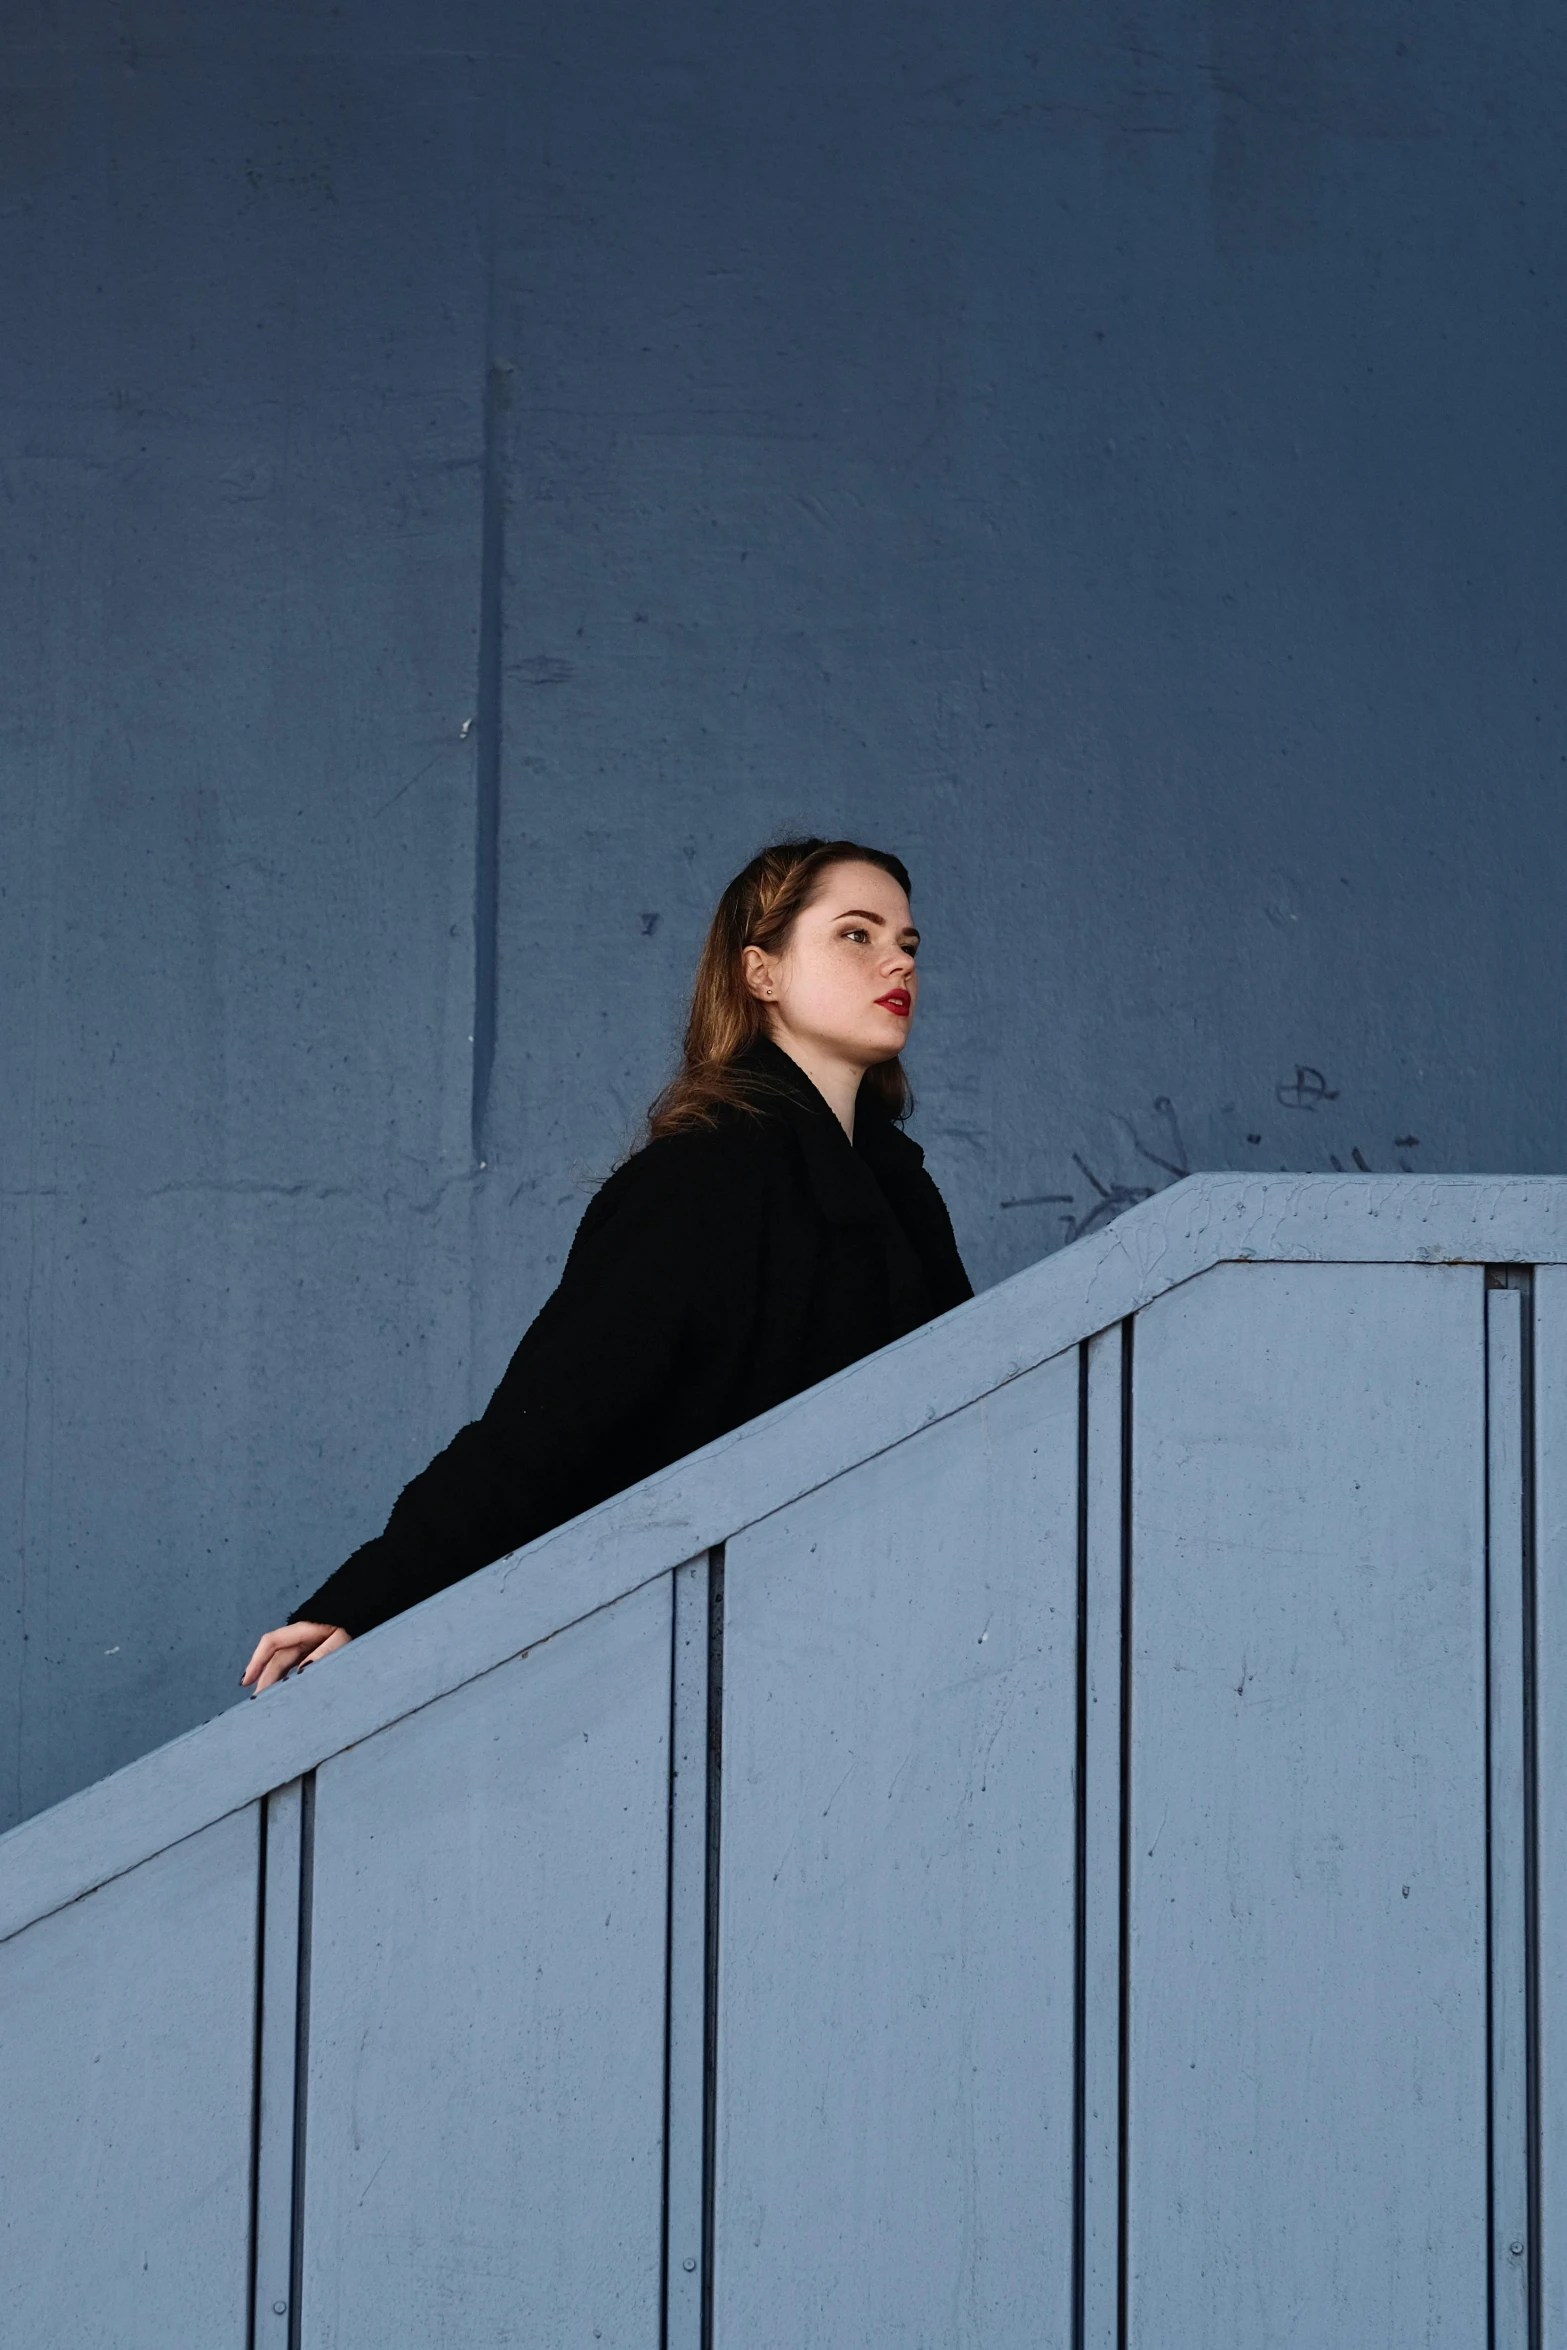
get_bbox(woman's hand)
[242,1620,351,1693]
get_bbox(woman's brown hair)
[647,838,914,1140]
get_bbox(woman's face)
[745,859,920,1073]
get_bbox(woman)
[243,837,971,1692]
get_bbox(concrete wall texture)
[4,0,1565,1832]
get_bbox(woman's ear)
[740,944,775,1001]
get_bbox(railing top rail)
[4,1169,1565,1942]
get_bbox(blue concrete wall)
[4,0,1566,1830]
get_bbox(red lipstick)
[875,989,912,1017]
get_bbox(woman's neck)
[762,1031,862,1138]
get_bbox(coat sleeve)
[292,1133,751,1637]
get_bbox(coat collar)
[737,1035,924,1230]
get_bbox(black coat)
[294,1037,972,1636]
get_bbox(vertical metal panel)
[1487,1283,1534,2348]
[0,1806,259,2347]
[715,1354,1080,2347]
[664,1555,712,2350]
[1534,1265,1567,2348]
[1081,1327,1127,2350]
[1127,1261,1489,2346]
[301,1580,670,2349]
[251,1779,305,2350]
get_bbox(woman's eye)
[842,927,871,944]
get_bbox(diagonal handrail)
[3,1169,1565,1945]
